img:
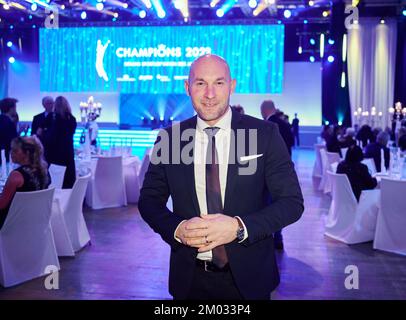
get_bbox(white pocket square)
[239,154,263,162]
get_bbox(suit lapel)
[224,111,243,214]
[179,116,201,216]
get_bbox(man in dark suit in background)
[31,96,54,142]
[0,98,18,162]
[292,113,300,147]
[260,100,295,250]
[139,55,304,300]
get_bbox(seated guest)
[0,136,51,229]
[336,145,377,201]
[356,124,372,148]
[398,127,406,152]
[369,127,382,144]
[364,131,390,172]
[320,124,331,141]
[339,127,357,148]
[326,125,342,157]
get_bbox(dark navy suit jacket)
[138,110,304,299]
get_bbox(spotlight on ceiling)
[216,9,224,17]
[139,10,146,18]
[248,0,257,9]
[284,9,292,19]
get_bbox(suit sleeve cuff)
[174,220,187,243]
[235,216,248,242]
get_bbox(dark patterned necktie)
[204,127,229,268]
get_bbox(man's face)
[185,56,236,125]
[43,100,54,113]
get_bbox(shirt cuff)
[235,216,248,243]
[174,220,187,243]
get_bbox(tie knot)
[204,127,220,138]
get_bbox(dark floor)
[1,148,405,300]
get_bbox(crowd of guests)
[321,121,406,202]
[0,96,76,229]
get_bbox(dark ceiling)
[0,0,404,28]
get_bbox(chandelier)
[79,96,102,124]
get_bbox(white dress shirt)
[175,107,248,261]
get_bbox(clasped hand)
[176,214,239,252]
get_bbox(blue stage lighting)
[248,0,257,8]
[284,10,292,19]
[216,9,224,17]
[403,9,406,16]
[81,11,87,19]
[328,55,335,63]
[338,121,343,126]
[9,57,15,64]
[310,38,316,45]
[304,19,308,24]
[139,10,146,18]
[309,56,315,62]
[96,3,104,11]
[9,25,14,29]
[150,116,154,121]
[157,10,166,18]
[328,39,335,45]
[6,41,12,47]
[325,120,329,125]
[31,3,37,11]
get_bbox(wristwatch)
[236,218,245,242]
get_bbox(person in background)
[336,145,377,201]
[364,131,390,173]
[339,127,357,149]
[325,125,342,158]
[291,113,300,147]
[356,124,373,148]
[320,124,331,142]
[260,100,295,250]
[231,104,245,115]
[0,136,51,229]
[42,96,77,189]
[31,96,54,143]
[0,98,18,162]
[397,127,406,152]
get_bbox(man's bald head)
[260,100,277,120]
[188,54,232,84]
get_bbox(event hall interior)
[0,0,406,300]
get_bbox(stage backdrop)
[39,24,284,94]
[9,62,321,126]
